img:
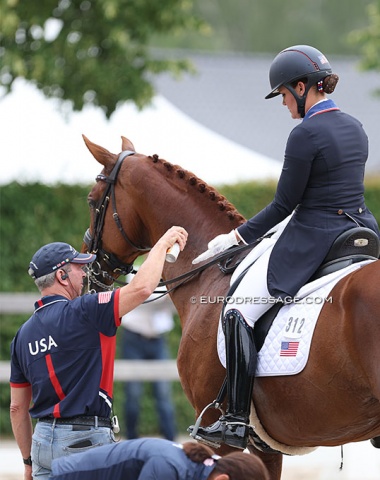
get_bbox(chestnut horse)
[82,135,380,479]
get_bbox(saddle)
[254,227,380,351]
[309,227,379,280]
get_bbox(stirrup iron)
[189,399,225,448]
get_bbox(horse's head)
[81,134,247,292]
[81,134,151,291]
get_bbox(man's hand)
[157,226,188,253]
[192,230,239,264]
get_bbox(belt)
[39,415,112,428]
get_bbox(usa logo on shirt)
[98,292,112,304]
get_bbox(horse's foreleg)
[247,445,283,480]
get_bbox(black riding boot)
[370,436,380,448]
[189,309,257,449]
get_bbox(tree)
[0,0,203,116]
[349,0,380,95]
[170,0,375,55]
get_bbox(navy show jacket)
[237,106,380,298]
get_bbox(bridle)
[83,150,151,291]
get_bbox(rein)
[147,239,261,302]
[87,240,259,297]
[160,241,256,287]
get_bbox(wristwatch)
[23,456,32,466]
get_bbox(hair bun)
[182,442,214,463]
[323,74,339,94]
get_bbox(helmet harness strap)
[285,71,328,118]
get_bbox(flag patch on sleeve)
[98,292,113,304]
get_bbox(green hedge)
[1,180,379,437]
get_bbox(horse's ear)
[82,134,117,168]
[121,136,135,152]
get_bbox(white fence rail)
[0,293,179,383]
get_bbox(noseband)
[84,150,151,290]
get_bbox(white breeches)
[224,215,293,328]
[227,246,274,328]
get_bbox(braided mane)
[148,154,245,223]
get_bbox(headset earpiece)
[61,273,68,280]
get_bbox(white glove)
[192,230,239,264]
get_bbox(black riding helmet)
[265,45,333,117]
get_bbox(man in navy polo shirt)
[10,226,187,480]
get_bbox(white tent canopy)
[1,79,281,186]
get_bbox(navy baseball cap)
[28,242,96,279]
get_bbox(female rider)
[188,45,380,450]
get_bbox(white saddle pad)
[217,259,374,376]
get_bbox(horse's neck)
[137,168,240,321]
[133,158,244,249]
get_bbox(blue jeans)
[122,330,176,440]
[31,421,115,479]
